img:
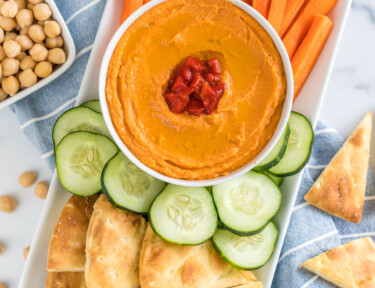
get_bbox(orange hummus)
[106,0,287,180]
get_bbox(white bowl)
[0,0,76,110]
[99,0,293,187]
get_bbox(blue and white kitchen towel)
[9,0,375,287]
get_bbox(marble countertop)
[1,0,375,287]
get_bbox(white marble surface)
[1,1,375,287]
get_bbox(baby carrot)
[268,0,288,34]
[252,0,272,18]
[279,0,306,37]
[282,0,337,58]
[291,14,333,101]
[121,0,143,24]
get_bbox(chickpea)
[2,58,19,76]
[44,20,60,38]
[45,35,63,49]
[19,25,27,35]
[0,242,4,254]
[0,16,16,31]
[0,46,6,62]
[0,27,4,43]
[37,20,44,26]
[4,31,17,41]
[26,3,33,9]
[0,63,2,78]
[0,88,7,101]
[3,40,21,58]
[18,68,36,87]
[23,246,30,259]
[14,0,26,9]
[35,181,48,199]
[0,195,17,213]
[29,43,47,61]
[15,8,33,28]
[47,48,65,64]
[28,0,42,4]
[18,171,36,187]
[15,34,32,51]
[28,24,45,42]
[20,55,35,70]
[34,60,51,78]
[1,0,18,18]
[15,51,25,60]
[33,3,51,21]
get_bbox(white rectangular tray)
[18,0,352,287]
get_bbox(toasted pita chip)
[305,112,372,223]
[47,195,98,272]
[302,237,375,288]
[85,194,146,288]
[45,272,86,288]
[140,224,262,288]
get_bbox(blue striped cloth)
[8,1,375,287]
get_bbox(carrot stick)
[144,0,152,3]
[252,0,272,18]
[282,0,337,58]
[121,0,143,24]
[279,0,306,37]
[267,0,288,34]
[291,14,333,101]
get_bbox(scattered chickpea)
[0,28,4,43]
[0,16,17,32]
[1,0,18,18]
[2,58,19,76]
[23,246,30,259]
[45,35,63,49]
[26,3,33,9]
[28,0,42,4]
[0,88,7,101]
[20,55,35,70]
[19,68,36,87]
[29,43,47,61]
[18,171,36,187]
[34,60,51,78]
[3,40,21,58]
[33,3,51,21]
[15,51,25,61]
[0,63,2,78]
[19,26,28,35]
[0,242,4,254]
[35,181,48,199]
[0,46,6,62]
[14,0,27,9]
[15,34,32,51]
[2,76,19,95]
[16,9,34,28]
[28,24,45,42]
[47,47,65,64]
[44,20,60,38]
[4,32,17,41]
[0,195,17,213]
[0,282,7,288]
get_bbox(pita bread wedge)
[305,112,372,223]
[85,194,146,288]
[45,272,86,288]
[47,195,98,272]
[301,237,375,288]
[140,224,262,288]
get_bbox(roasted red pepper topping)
[164,56,226,117]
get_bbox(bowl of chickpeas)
[0,0,75,109]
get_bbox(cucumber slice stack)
[81,100,102,113]
[149,185,218,245]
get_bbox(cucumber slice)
[149,184,218,245]
[269,112,314,177]
[56,131,118,196]
[255,123,290,171]
[81,100,101,113]
[102,151,165,214]
[52,107,111,147]
[212,171,281,235]
[260,171,284,187]
[212,222,278,270]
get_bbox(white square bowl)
[0,0,76,110]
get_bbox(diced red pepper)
[185,56,205,73]
[185,96,206,117]
[199,82,216,105]
[206,73,221,83]
[175,64,193,82]
[212,83,226,98]
[205,58,221,74]
[171,76,188,93]
[164,89,192,113]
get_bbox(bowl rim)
[98,0,293,187]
